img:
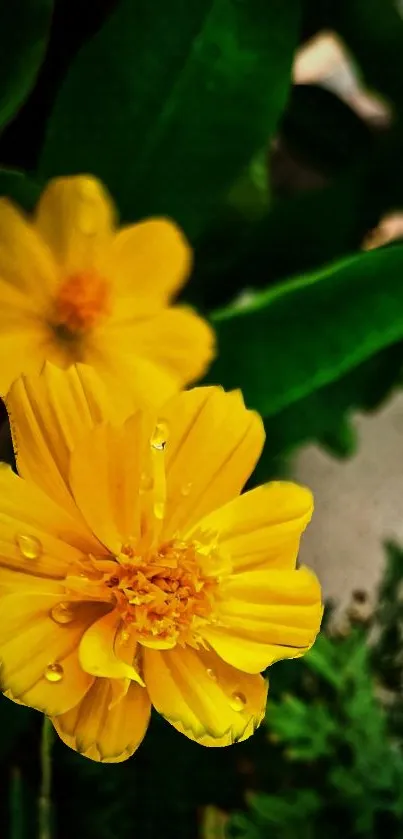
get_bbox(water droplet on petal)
[44,663,64,683]
[139,473,154,494]
[16,533,42,560]
[151,420,169,451]
[206,668,217,681]
[51,602,76,625]
[119,629,131,644]
[154,501,165,520]
[181,482,192,497]
[229,691,247,712]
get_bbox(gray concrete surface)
[292,391,403,608]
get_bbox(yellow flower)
[1,364,322,762]
[0,175,214,400]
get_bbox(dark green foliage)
[209,244,403,417]
[0,0,53,131]
[0,0,403,468]
[0,170,42,211]
[251,342,403,469]
[39,0,300,239]
[281,85,373,176]
[3,1,403,838]
[224,544,403,839]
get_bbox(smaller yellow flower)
[0,175,214,399]
[0,365,322,762]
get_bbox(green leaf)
[188,160,377,312]
[247,790,321,827]
[253,342,403,467]
[268,695,338,760]
[208,244,403,417]
[39,0,300,239]
[0,169,42,211]
[0,0,53,130]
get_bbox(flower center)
[53,271,111,334]
[101,539,218,647]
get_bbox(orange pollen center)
[53,271,111,333]
[103,540,217,646]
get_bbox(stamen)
[99,539,219,648]
[53,271,111,334]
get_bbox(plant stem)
[38,717,54,839]
[9,767,24,839]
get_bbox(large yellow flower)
[0,175,214,399]
[1,364,322,762]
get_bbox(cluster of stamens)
[52,271,111,336]
[99,539,218,646]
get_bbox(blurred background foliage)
[206,543,403,839]
[2,0,403,836]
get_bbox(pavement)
[293,391,403,608]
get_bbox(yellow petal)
[34,175,115,272]
[0,198,56,304]
[0,464,99,579]
[143,646,268,745]
[110,305,215,388]
[160,388,265,538]
[69,413,153,552]
[108,217,192,302]
[6,362,125,516]
[0,589,105,714]
[83,336,179,409]
[194,482,314,572]
[0,328,47,397]
[203,567,323,673]
[52,678,151,762]
[0,278,42,323]
[79,610,144,685]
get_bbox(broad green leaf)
[39,0,300,239]
[253,342,403,469]
[207,244,403,417]
[0,0,53,130]
[186,156,379,312]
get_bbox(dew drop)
[206,668,217,681]
[51,602,76,625]
[16,533,42,560]
[44,663,64,683]
[139,473,154,494]
[181,482,192,497]
[154,501,165,520]
[229,691,247,712]
[151,420,169,451]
